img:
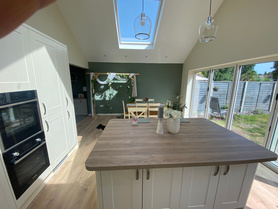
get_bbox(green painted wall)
[87,62,183,114]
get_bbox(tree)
[199,67,234,81]
[240,64,258,81]
[272,61,278,81]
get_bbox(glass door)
[208,67,234,127]
[264,85,278,171]
[230,61,276,146]
[191,71,210,118]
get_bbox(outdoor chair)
[209,97,227,117]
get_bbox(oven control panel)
[0,90,37,106]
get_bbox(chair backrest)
[128,107,148,118]
[136,103,148,107]
[148,103,160,108]
[148,99,154,103]
[135,99,143,102]
[210,97,221,113]
[122,100,126,113]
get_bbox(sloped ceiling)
[56,0,223,63]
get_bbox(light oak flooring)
[27,115,278,209]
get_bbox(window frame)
[113,0,165,50]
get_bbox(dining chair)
[135,99,143,102]
[148,103,160,118]
[136,103,148,107]
[128,107,148,118]
[122,100,129,119]
[148,99,154,103]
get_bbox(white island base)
[95,163,257,209]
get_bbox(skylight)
[114,0,164,49]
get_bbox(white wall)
[25,3,88,69]
[181,0,278,116]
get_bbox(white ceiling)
[56,0,223,64]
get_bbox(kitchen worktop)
[85,118,277,171]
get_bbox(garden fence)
[193,81,276,115]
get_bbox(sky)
[117,0,160,42]
[253,62,274,75]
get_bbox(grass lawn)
[210,113,270,146]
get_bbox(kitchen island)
[86,118,277,209]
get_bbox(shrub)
[252,109,265,115]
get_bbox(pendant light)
[199,0,218,42]
[134,0,152,40]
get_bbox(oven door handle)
[12,141,46,165]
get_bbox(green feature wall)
[86,62,183,114]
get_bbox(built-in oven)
[0,90,50,199]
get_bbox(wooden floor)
[27,115,278,209]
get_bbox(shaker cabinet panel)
[56,44,78,151]
[180,166,219,209]
[0,159,17,209]
[143,168,183,209]
[213,164,257,209]
[101,170,142,209]
[29,30,63,117]
[0,25,35,93]
[43,111,69,169]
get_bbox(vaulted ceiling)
[56,0,223,63]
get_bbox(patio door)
[190,61,278,171]
[264,87,278,172]
[208,67,235,128]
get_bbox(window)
[114,0,164,49]
[190,59,278,172]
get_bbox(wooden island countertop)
[85,118,277,171]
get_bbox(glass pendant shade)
[199,16,218,42]
[134,12,152,40]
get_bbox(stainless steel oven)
[0,90,50,199]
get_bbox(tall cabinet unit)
[29,29,70,170]
[0,24,78,209]
[56,44,78,150]
[0,25,36,92]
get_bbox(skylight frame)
[113,0,164,50]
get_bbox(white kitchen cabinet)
[97,164,257,209]
[98,168,183,209]
[43,111,69,170]
[56,44,78,151]
[101,170,142,209]
[214,164,257,209]
[29,29,64,117]
[0,157,17,209]
[180,163,257,209]
[0,24,78,209]
[0,25,36,93]
[179,166,219,209]
[74,98,88,115]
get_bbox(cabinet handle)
[67,110,70,119]
[223,165,230,175]
[45,120,49,132]
[42,103,46,115]
[65,97,69,106]
[146,169,150,180]
[136,169,139,180]
[214,165,220,176]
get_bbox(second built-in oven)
[0,90,50,199]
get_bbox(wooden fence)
[192,81,276,115]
